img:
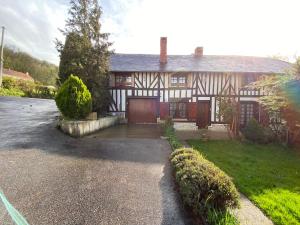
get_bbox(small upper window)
[115,74,132,87]
[171,74,186,87]
[244,75,256,86]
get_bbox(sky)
[0,0,300,65]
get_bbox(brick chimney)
[194,47,203,57]
[160,37,167,64]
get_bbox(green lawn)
[188,140,300,225]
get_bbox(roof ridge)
[112,53,291,63]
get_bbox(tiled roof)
[3,68,34,81]
[110,54,291,73]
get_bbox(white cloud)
[102,0,300,61]
[1,0,299,65]
[0,0,68,65]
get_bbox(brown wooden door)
[197,101,211,128]
[127,98,157,124]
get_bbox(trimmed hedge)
[170,147,239,221]
[55,75,92,119]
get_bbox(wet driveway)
[0,97,189,225]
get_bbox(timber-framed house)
[108,37,291,128]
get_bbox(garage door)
[128,98,157,124]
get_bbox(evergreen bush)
[55,75,92,119]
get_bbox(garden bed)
[59,116,120,137]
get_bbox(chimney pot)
[160,37,167,64]
[194,47,203,57]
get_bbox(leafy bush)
[2,77,17,89]
[55,75,92,119]
[242,118,274,143]
[26,85,56,99]
[1,77,56,99]
[0,87,25,97]
[170,148,239,222]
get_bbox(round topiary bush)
[55,75,92,119]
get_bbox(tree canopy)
[248,58,300,144]
[3,46,58,86]
[56,0,112,114]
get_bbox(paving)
[175,124,230,143]
[232,194,273,225]
[0,97,190,225]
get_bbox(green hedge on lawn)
[170,147,239,223]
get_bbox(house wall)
[108,72,264,123]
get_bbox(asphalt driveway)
[0,97,189,225]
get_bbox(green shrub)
[242,118,274,143]
[170,148,239,221]
[0,87,25,97]
[26,85,56,99]
[162,116,174,129]
[164,126,183,150]
[55,75,92,119]
[1,77,56,99]
[207,208,239,225]
[2,77,17,89]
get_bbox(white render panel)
[240,97,259,101]
[121,90,126,111]
[211,97,215,122]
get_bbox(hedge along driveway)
[188,140,300,225]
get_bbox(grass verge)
[188,140,300,225]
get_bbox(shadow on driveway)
[0,97,191,225]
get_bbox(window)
[115,74,132,87]
[240,103,255,126]
[170,74,186,87]
[169,102,187,118]
[243,75,256,86]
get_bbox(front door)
[197,100,211,128]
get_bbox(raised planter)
[58,116,120,137]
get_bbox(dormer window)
[171,74,186,87]
[115,74,132,87]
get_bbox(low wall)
[59,116,119,137]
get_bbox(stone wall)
[59,116,119,137]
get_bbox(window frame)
[240,102,258,126]
[243,74,257,86]
[170,74,187,87]
[169,101,187,119]
[115,74,132,87]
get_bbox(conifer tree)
[56,0,112,114]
